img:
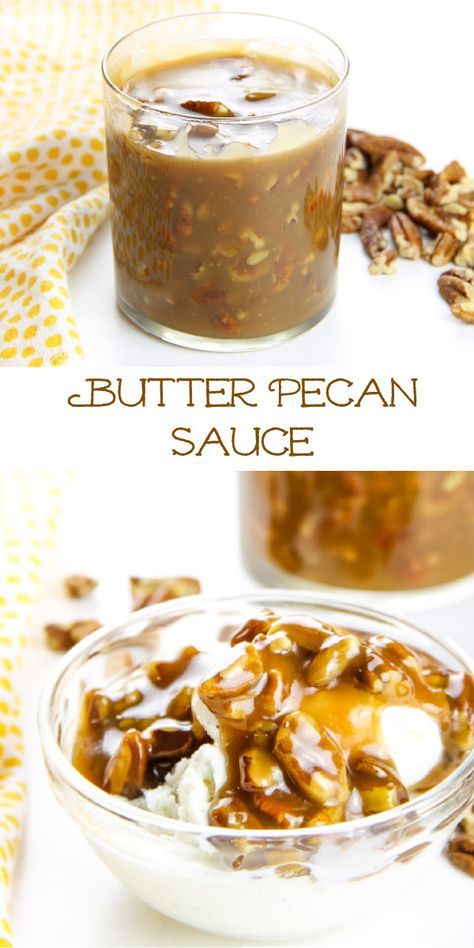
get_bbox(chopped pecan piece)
[347,129,425,166]
[368,150,402,196]
[166,685,193,720]
[438,267,474,324]
[239,745,282,791]
[448,832,474,877]
[252,789,310,829]
[64,575,98,599]
[145,719,195,761]
[275,711,349,806]
[424,233,461,266]
[245,91,276,101]
[231,613,275,646]
[45,619,102,651]
[440,160,467,183]
[341,211,364,233]
[198,646,264,723]
[146,646,199,689]
[269,615,331,652]
[344,146,367,183]
[360,204,391,256]
[349,752,409,815]
[394,173,424,201]
[343,183,378,204]
[389,212,423,259]
[455,238,474,267]
[383,193,404,211]
[181,100,234,117]
[130,576,201,610]
[209,791,262,829]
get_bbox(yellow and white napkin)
[0,0,208,367]
[0,473,66,946]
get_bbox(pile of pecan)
[343,129,474,323]
[448,806,474,877]
[44,574,201,651]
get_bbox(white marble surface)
[10,469,474,947]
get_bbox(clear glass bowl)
[39,592,474,941]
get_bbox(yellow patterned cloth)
[0,0,207,366]
[0,474,65,946]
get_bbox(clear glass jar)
[240,472,474,594]
[39,592,474,941]
[102,13,349,351]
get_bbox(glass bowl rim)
[101,11,350,125]
[38,589,474,841]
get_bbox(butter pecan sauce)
[72,612,474,829]
[241,472,474,591]
[107,53,345,340]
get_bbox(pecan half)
[347,129,425,166]
[275,711,349,807]
[360,205,397,274]
[438,267,474,323]
[424,233,461,266]
[198,646,264,723]
[448,832,474,877]
[389,212,423,259]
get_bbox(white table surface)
[10,469,474,947]
[68,0,474,368]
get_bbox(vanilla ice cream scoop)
[144,744,227,823]
[381,705,444,788]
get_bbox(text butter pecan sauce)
[72,611,474,830]
[240,471,474,591]
[104,40,347,345]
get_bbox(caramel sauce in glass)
[240,472,474,591]
[105,50,346,342]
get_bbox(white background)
[11,470,474,947]
[67,0,474,367]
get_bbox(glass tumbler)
[102,13,349,351]
[240,471,474,595]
